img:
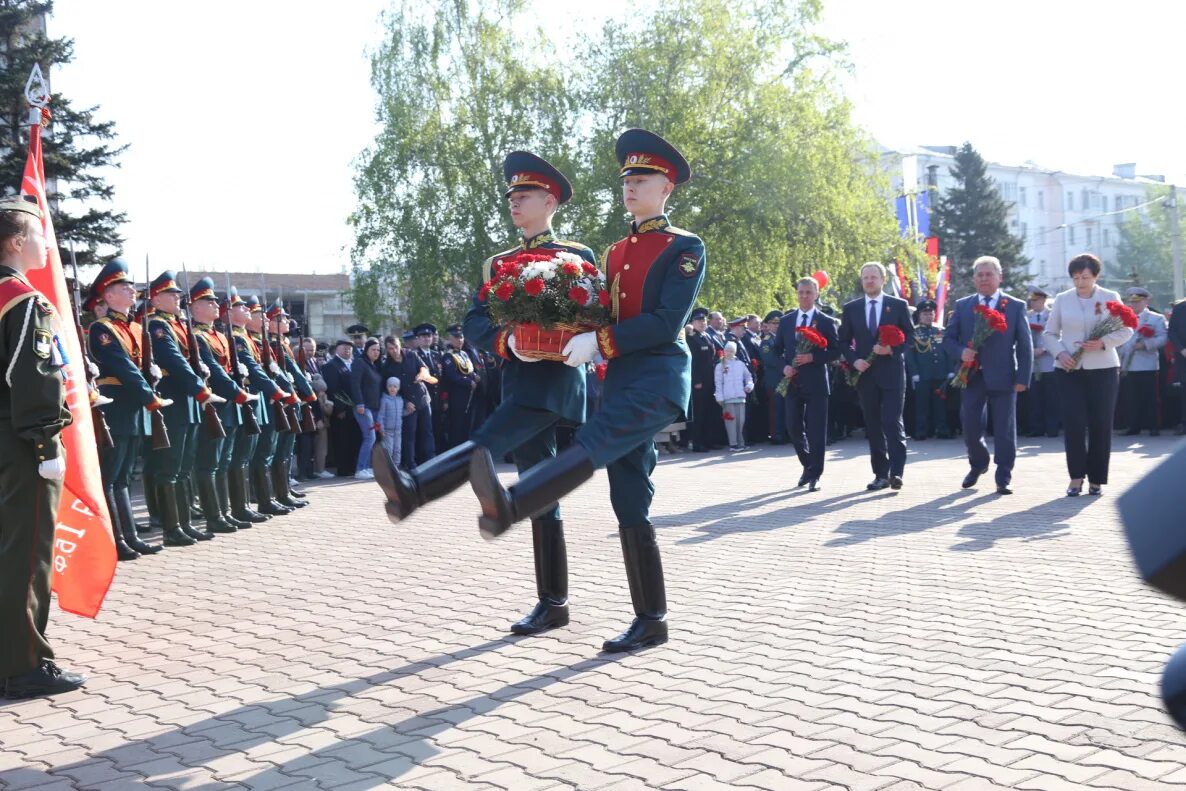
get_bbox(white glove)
[157,398,174,408]
[206,393,227,405]
[94,393,114,407]
[199,363,210,377]
[912,375,920,387]
[39,457,65,480]
[268,361,281,375]
[149,363,162,380]
[87,360,99,378]
[507,333,540,363]
[561,332,598,367]
[238,363,248,376]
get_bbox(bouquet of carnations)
[776,326,828,397]
[847,325,906,386]
[1068,301,1138,369]
[949,304,1008,389]
[480,250,612,360]
[1121,324,1156,376]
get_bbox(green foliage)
[353,0,903,324]
[0,0,127,267]
[931,142,1029,297]
[1113,186,1182,309]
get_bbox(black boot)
[158,482,196,547]
[511,517,569,635]
[197,474,236,533]
[271,463,306,509]
[288,470,307,499]
[174,480,213,541]
[253,465,292,516]
[374,440,475,523]
[602,524,668,653]
[230,467,270,523]
[216,470,251,529]
[104,486,139,561]
[143,470,162,529]
[115,487,161,555]
[187,473,205,521]
[469,445,594,540]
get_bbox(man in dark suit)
[942,256,1032,495]
[1169,300,1186,435]
[837,262,914,490]
[772,277,840,490]
[686,307,717,451]
[321,339,360,476]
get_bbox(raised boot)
[197,474,236,533]
[511,517,570,635]
[230,467,270,523]
[104,486,139,560]
[271,463,306,509]
[373,440,475,523]
[143,470,162,530]
[158,481,196,547]
[469,444,594,540]
[216,470,251,529]
[186,473,204,521]
[115,487,161,555]
[602,524,668,653]
[253,465,291,516]
[173,480,213,541]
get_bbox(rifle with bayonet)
[257,289,293,433]
[180,263,225,439]
[143,255,171,450]
[222,273,259,436]
[295,333,317,433]
[67,242,113,448]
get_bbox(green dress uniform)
[372,151,593,638]
[0,261,72,683]
[88,262,182,552]
[221,287,270,524]
[146,271,215,542]
[267,300,313,509]
[905,319,952,439]
[468,129,705,653]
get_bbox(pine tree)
[0,1,126,267]
[931,142,1029,297]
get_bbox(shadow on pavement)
[949,494,1094,552]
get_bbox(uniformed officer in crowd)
[1024,286,1059,437]
[441,324,479,449]
[1118,286,1168,436]
[346,323,369,359]
[468,128,705,652]
[905,299,951,440]
[686,307,718,451]
[187,278,253,533]
[147,271,226,543]
[758,310,788,444]
[399,325,436,467]
[267,299,314,506]
[462,332,491,433]
[416,323,448,451]
[0,196,88,699]
[235,294,293,517]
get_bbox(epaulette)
[552,239,594,254]
[481,246,521,283]
[662,225,699,239]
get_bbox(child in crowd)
[377,377,404,469]
[714,341,754,451]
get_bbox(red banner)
[22,121,116,618]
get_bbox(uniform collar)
[0,264,28,283]
[521,229,556,249]
[633,215,670,234]
[108,309,130,322]
[194,322,212,330]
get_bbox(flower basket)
[512,321,600,362]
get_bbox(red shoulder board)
[0,275,38,321]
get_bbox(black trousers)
[1056,368,1119,484]
[914,379,949,438]
[786,387,827,480]
[1026,373,1060,435]
[856,378,907,478]
[399,405,436,469]
[330,410,361,476]
[1121,370,1159,432]
[688,385,716,449]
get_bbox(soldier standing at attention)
[267,300,314,507]
[244,295,296,516]
[905,300,951,440]
[0,196,87,699]
[89,261,177,552]
[441,324,479,449]
[225,288,273,524]
[1118,287,1168,436]
[468,129,706,652]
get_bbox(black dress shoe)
[889,475,903,490]
[1066,486,1082,497]
[1089,485,1103,496]
[602,617,668,653]
[867,478,889,491]
[510,601,570,635]
[996,485,1013,495]
[962,467,988,489]
[3,661,87,699]
[808,479,820,492]
[796,474,809,488]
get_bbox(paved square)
[2,436,1185,790]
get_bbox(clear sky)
[49,0,1186,275]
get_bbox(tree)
[0,1,127,267]
[1114,185,1182,309]
[931,142,1029,297]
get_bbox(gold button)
[37,443,43,447]
[631,237,638,243]
[624,265,631,271]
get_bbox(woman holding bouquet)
[1043,253,1135,496]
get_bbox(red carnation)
[478,281,492,302]
[494,280,514,301]
[582,262,599,276]
[561,262,581,276]
[595,362,608,381]
[524,277,546,297]
[951,305,1008,389]
[1139,325,1155,338]
[1029,322,1044,332]
[597,290,611,307]
[796,327,828,349]
[877,325,907,347]
[1106,301,1139,329]
[567,285,588,304]
[722,411,734,421]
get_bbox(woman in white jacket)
[1043,253,1134,496]
[714,341,754,451]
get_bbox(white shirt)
[793,307,817,327]
[976,290,1003,310]
[336,354,353,371]
[864,294,884,327]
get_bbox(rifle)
[258,288,293,433]
[296,332,317,433]
[274,286,303,433]
[222,273,259,436]
[180,263,225,440]
[143,255,171,450]
[67,242,113,449]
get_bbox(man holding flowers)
[942,256,1032,495]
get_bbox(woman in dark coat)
[349,338,384,478]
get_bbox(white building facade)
[883,146,1167,293]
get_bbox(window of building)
[1086,227,1093,246]
[1021,222,1028,240]
[1115,195,1122,212]
[1104,228,1111,246]
[1019,186,1027,207]
[1002,182,1017,201]
[1067,192,1074,211]
[1038,191,1044,210]
[1068,226,1075,245]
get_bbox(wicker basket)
[512,322,597,362]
